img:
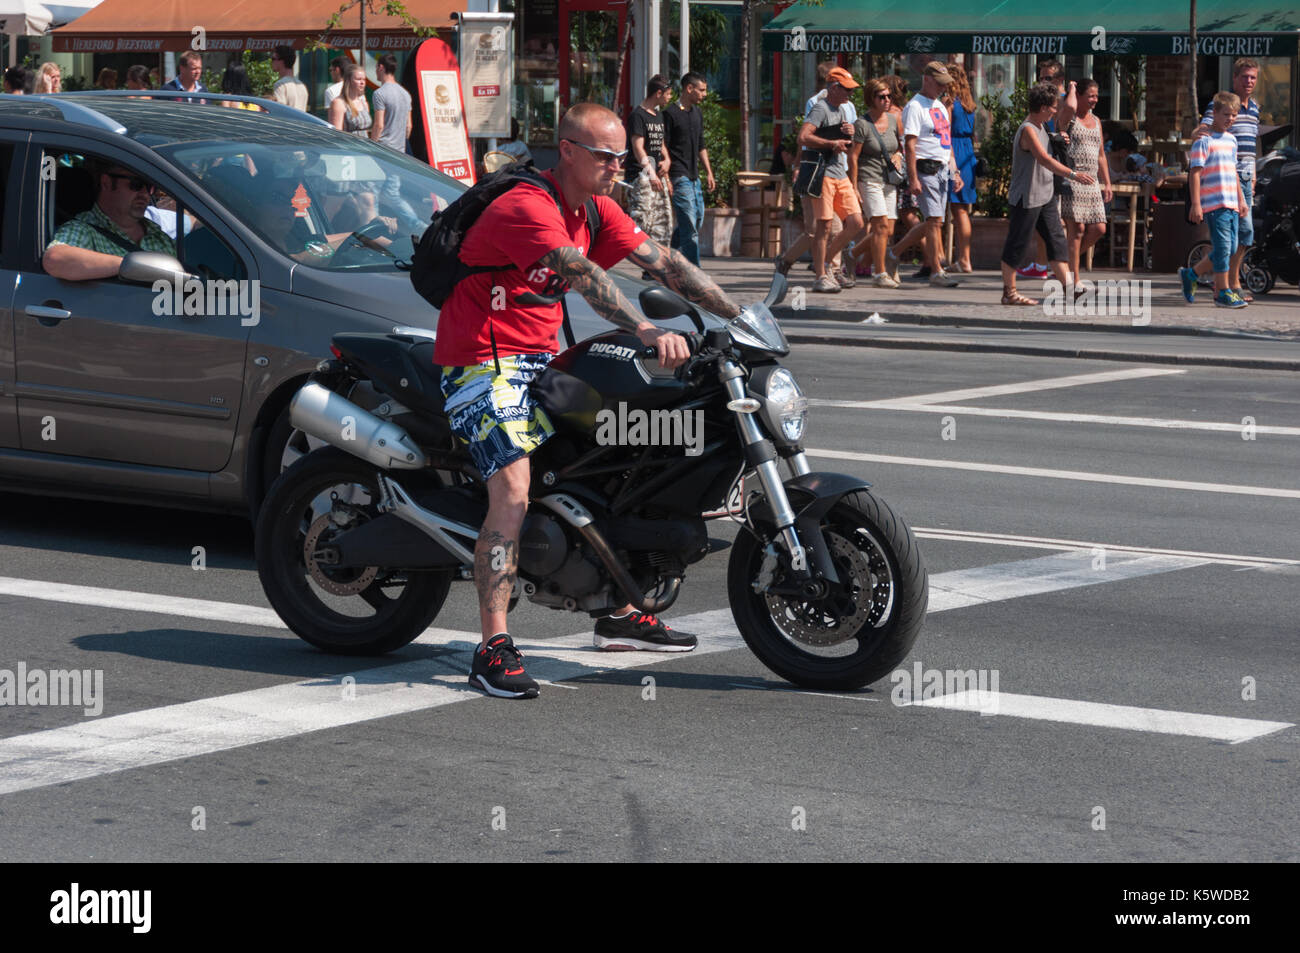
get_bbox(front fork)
[719,361,817,584]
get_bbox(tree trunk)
[613,1,634,118]
[740,0,752,169]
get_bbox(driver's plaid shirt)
[47,202,176,257]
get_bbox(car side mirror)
[118,251,193,287]
[638,285,704,331]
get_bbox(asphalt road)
[1,342,1296,863]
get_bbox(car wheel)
[261,405,326,506]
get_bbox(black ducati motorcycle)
[255,276,927,689]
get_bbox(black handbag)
[1049,130,1074,195]
[793,150,827,198]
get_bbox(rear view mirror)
[118,251,192,287]
[638,285,704,331]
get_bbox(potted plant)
[699,91,742,256]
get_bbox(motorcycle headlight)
[751,366,808,445]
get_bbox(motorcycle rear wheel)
[728,490,927,690]
[255,448,452,655]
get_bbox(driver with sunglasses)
[43,161,175,281]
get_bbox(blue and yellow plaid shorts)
[439,353,556,480]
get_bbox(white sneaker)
[929,270,960,287]
[872,272,901,288]
[812,275,841,293]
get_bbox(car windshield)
[54,97,464,272]
[161,139,455,271]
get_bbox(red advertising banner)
[410,36,475,187]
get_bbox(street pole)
[1188,1,1198,134]
[361,2,367,74]
[680,0,689,78]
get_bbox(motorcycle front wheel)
[255,448,452,655]
[727,489,927,690]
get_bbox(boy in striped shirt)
[1186,58,1261,299]
[1180,92,1248,309]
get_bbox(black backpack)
[409,163,601,311]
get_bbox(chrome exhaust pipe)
[289,382,427,470]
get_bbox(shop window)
[1249,57,1291,133]
[517,0,560,146]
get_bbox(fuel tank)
[531,332,690,433]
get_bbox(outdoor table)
[1110,181,1154,272]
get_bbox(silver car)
[0,92,649,516]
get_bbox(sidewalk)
[677,257,1300,339]
[613,256,1300,370]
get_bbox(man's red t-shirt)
[432,171,646,367]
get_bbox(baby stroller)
[1239,147,1300,295]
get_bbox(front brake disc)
[763,531,882,647]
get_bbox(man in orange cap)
[794,66,865,293]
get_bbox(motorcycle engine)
[519,514,613,612]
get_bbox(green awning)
[762,1,1300,56]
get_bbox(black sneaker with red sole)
[593,613,697,652]
[469,634,540,698]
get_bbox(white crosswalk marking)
[905,691,1294,744]
[0,550,1279,796]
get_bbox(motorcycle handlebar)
[639,330,703,360]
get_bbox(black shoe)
[593,612,697,652]
[469,634,539,698]
[912,265,932,280]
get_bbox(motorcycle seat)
[331,333,447,418]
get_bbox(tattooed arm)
[536,246,691,368]
[626,239,742,319]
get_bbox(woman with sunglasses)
[848,78,904,288]
[881,73,927,278]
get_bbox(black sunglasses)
[106,173,155,194]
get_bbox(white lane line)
[804,448,1300,499]
[905,691,1294,744]
[0,551,1207,795]
[0,577,286,629]
[926,551,1209,612]
[810,400,1300,436]
[0,610,741,797]
[913,528,1300,569]
[823,367,1185,408]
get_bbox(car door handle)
[25,305,72,321]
